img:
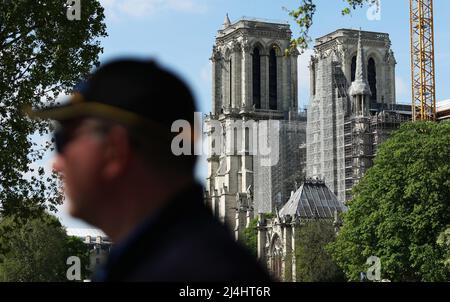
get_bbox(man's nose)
[52,155,64,174]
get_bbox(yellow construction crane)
[409,0,437,121]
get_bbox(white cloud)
[100,0,207,19]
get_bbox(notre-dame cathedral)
[204,16,411,281]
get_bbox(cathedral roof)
[349,31,372,96]
[279,179,346,219]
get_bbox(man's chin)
[68,206,83,220]
[68,204,89,223]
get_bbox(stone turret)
[349,31,371,116]
[223,13,231,29]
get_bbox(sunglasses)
[53,127,67,154]
[53,120,109,154]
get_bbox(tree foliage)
[437,227,450,268]
[286,0,377,52]
[0,0,107,217]
[328,122,450,281]
[295,220,345,282]
[240,214,276,257]
[0,212,90,281]
[241,218,258,257]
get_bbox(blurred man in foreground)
[26,59,271,282]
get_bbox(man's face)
[52,118,109,222]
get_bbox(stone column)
[391,66,396,104]
[241,39,252,110]
[231,50,237,109]
[291,222,297,281]
[211,46,223,115]
[223,189,237,232]
[309,60,315,100]
[213,190,219,218]
[257,214,267,262]
[235,206,240,241]
[235,194,249,241]
[222,54,229,111]
[219,193,226,224]
[246,205,253,228]
[231,42,242,109]
[211,54,217,114]
[240,116,253,193]
[281,216,293,282]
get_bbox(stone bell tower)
[204,15,305,238]
[306,29,398,203]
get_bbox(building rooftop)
[315,28,390,47]
[437,99,450,111]
[437,99,450,120]
[66,228,107,238]
[279,179,347,219]
[217,15,291,38]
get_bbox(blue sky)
[47,0,450,228]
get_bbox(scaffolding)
[343,109,412,201]
[254,118,307,215]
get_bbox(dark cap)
[25,59,197,135]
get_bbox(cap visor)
[23,103,91,121]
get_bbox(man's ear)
[102,126,132,180]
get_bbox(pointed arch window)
[368,57,377,102]
[270,235,282,280]
[269,48,278,110]
[252,47,261,109]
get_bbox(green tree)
[241,218,258,257]
[295,220,345,282]
[240,214,277,257]
[286,0,375,52]
[0,213,66,281]
[0,212,90,281]
[328,122,450,282]
[0,0,107,217]
[437,227,450,268]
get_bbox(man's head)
[26,59,198,225]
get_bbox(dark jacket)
[93,183,272,282]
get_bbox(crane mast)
[409,0,436,121]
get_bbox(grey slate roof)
[279,180,347,219]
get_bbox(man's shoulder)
[129,220,271,282]
[104,183,272,282]
[121,185,271,281]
